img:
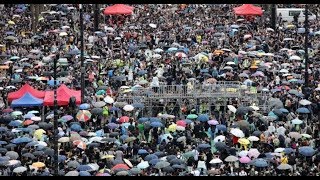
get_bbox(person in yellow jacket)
[280,153,288,164]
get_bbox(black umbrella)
[44,148,54,157]
[42,71,53,76]
[170,159,185,165]
[97,86,108,90]
[91,108,103,115]
[215,142,228,151]
[273,109,284,117]
[22,153,36,159]
[252,130,262,137]
[4,144,16,149]
[33,151,45,156]
[101,137,117,142]
[87,143,100,148]
[0,148,8,153]
[109,132,119,138]
[38,122,53,130]
[162,166,174,173]
[57,71,69,76]
[166,155,177,162]
[236,106,248,115]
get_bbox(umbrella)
[225,155,238,162]
[155,161,170,169]
[112,164,130,171]
[227,105,237,113]
[93,101,106,108]
[70,124,82,132]
[248,149,260,158]
[137,161,149,169]
[291,118,303,125]
[91,108,103,115]
[119,116,129,123]
[248,136,259,142]
[6,151,19,160]
[138,149,148,155]
[296,107,310,114]
[253,158,268,168]
[238,138,250,145]
[79,171,91,176]
[79,103,90,110]
[230,128,244,138]
[13,166,27,173]
[238,150,248,157]
[277,164,292,170]
[67,161,80,169]
[144,154,158,162]
[210,158,223,164]
[22,153,36,159]
[107,122,118,129]
[239,156,251,164]
[129,168,141,175]
[236,106,248,115]
[150,121,163,127]
[77,165,92,171]
[198,144,211,149]
[213,135,225,143]
[11,137,32,144]
[123,105,134,112]
[186,114,198,119]
[216,125,227,132]
[76,110,92,122]
[32,162,46,168]
[299,146,315,157]
[197,114,209,122]
[65,171,79,176]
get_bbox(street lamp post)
[304,4,309,89]
[80,4,85,103]
[53,55,59,176]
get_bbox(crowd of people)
[0,4,320,176]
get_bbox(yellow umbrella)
[34,129,46,140]
[32,162,45,168]
[8,20,15,25]
[167,124,177,132]
[238,138,250,145]
[101,154,115,159]
[286,24,296,29]
[250,65,258,69]
[213,50,224,55]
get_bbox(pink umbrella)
[208,120,219,125]
[248,148,260,158]
[176,120,187,127]
[119,116,130,123]
[239,156,251,164]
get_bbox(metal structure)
[116,81,270,117]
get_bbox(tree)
[31,4,45,33]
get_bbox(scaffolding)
[116,81,270,117]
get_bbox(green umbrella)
[5,36,16,41]
[10,56,20,60]
[95,90,106,95]
[11,111,23,116]
[187,114,198,119]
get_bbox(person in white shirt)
[239,168,247,176]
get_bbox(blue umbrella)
[184,119,193,124]
[137,70,148,75]
[58,155,67,162]
[79,103,90,110]
[68,49,80,55]
[144,154,158,161]
[299,146,315,157]
[48,80,60,87]
[16,128,32,133]
[121,123,130,128]
[23,113,35,119]
[197,114,209,122]
[153,152,165,157]
[167,47,178,52]
[138,149,149,155]
[149,159,160,165]
[110,107,120,111]
[149,117,161,123]
[216,125,227,132]
[77,165,92,171]
[284,148,294,154]
[253,158,269,168]
[8,120,22,127]
[107,123,118,129]
[95,130,104,137]
[297,107,310,114]
[172,164,186,169]
[198,144,211,149]
[0,127,8,132]
[0,156,10,162]
[120,135,129,141]
[80,171,91,176]
[200,69,209,73]
[25,141,39,147]
[11,137,32,144]
[138,117,149,123]
[70,124,82,132]
[132,103,144,108]
[150,121,163,128]
[0,141,8,145]
[278,108,289,114]
[5,31,15,35]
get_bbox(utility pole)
[303,4,310,98]
[94,4,99,31]
[271,4,277,30]
[80,4,85,103]
[53,54,59,176]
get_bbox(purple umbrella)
[208,120,219,125]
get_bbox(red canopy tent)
[104,4,134,15]
[43,84,81,106]
[233,4,263,16]
[8,83,45,102]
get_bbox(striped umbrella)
[76,110,92,122]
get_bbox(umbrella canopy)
[225,155,238,162]
[230,128,245,138]
[299,146,315,157]
[239,156,251,164]
[104,4,134,15]
[253,158,268,168]
[155,161,170,169]
[76,110,92,122]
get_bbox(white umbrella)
[248,136,259,142]
[176,126,185,131]
[279,69,289,73]
[277,164,292,170]
[213,135,225,143]
[123,105,134,112]
[58,137,70,143]
[31,116,41,121]
[289,55,301,61]
[283,38,294,41]
[291,118,303,125]
[244,34,252,39]
[149,23,157,28]
[301,134,312,138]
[225,155,238,162]
[250,105,259,111]
[230,128,244,138]
[104,96,114,104]
[227,105,237,113]
[59,32,68,37]
[226,61,236,65]
[153,54,161,59]
[289,132,302,139]
[137,161,150,169]
[266,28,274,32]
[299,99,312,106]
[153,48,163,53]
[238,150,248,157]
[274,148,285,153]
[248,148,260,158]
[124,158,133,168]
[209,158,222,164]
[223,66,233,70]
[13,166,27,173]
[175,52,187,58]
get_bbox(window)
[289,11,301,16]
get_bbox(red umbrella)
[112,164,130,171]
[176,120,187,127]
[23,120,34,126]
[104,4,134,15]
[119,116,129,123]
[2,108,14,113]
